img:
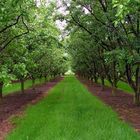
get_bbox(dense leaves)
[0,1,69,97]
[60,0,140,104]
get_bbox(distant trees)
[61,0,140,105]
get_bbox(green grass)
[3,78,46,96]
[6,76,140,140]
[117,81,134,93]
[98,79,134,94]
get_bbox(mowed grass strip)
[6,76,140,140]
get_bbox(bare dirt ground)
[78,77,140,133]
[0,77,62,140]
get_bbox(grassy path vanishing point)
[6,76,140,140]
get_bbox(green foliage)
[113,0,140,24]
[0,66,14,86]
[13,63,28,79]
[0,1,69,96]
[61,0,140,103]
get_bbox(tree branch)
[0,16,29,52]
[127,15,138,36]
[80,3,107,26]
[0,15,22,33]
[98,0,107,12]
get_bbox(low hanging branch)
[70,13,92,35]
[0,15,22,34]
[127,15,138,37]
[78,3,107,27]
[0,16,29,53]
[98,0,107,12]
[70,12,111,51]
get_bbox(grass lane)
[117,81,134,93]
[6,76,140,140]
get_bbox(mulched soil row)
[78,77,140,133]
[0,77,62,140]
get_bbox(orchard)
[0,0,140,140]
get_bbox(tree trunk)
[111,83,117,95]
[112,86,115,95]
[45,76,47,82]
[0,82,3,99]
[94,76,98,83]
[101,77,105,90]
[134,66,140,105]
[53,74,56,79]
[21,80,25,94]
[91,77,94,83]
[134,92,140,105]
[89,77,93,85]
[39,77,42,83]
[32,78,35,90]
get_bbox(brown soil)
[0,77,62,140]
[78,77,140,133]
